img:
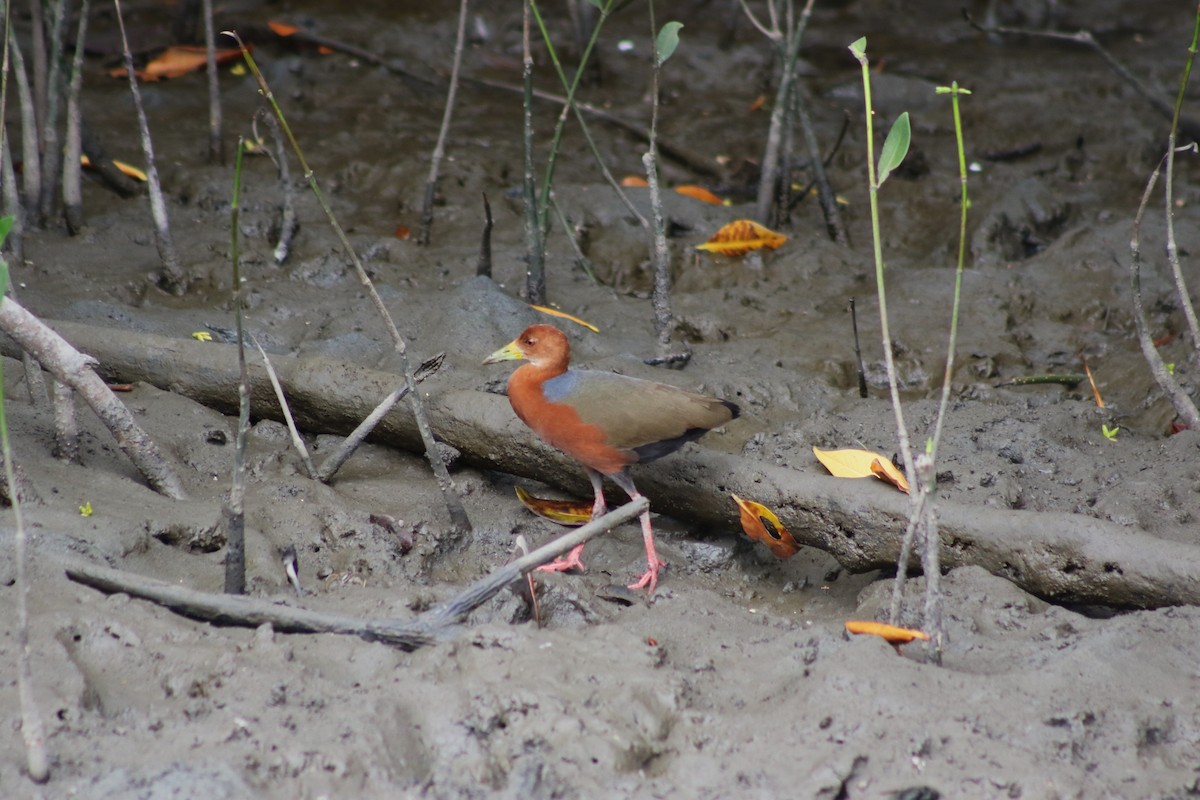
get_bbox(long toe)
[537,544,587,574]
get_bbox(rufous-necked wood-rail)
[484,324,739,593]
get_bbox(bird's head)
[483,324,570,369]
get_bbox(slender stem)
[417,0,468,246]
[62,0,89,233]
[1162,10,1200,351]
[521,4,545,303]
[224,136,247,595]
[202,0,222,163]
[228,32,472,535]
[851,44,915,487]
[646,0,672,349]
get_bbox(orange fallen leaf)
[621,175,649,187]
[844,620,929,645]
[80,155,147,182]
[268,20,300,37]
[530,305,600,333]
[110,45,246,81]
[515,486,592,526]
[813,446,910,493]
[731,494,800,558]
[674,185,724,205]
[394,225,412,240]
[318,46,334,56]
[696,219,787,257]
[748,94,766,113]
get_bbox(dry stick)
[65,497,650,651]
[9,28,40,222]
[224,137,249,595]
[37,0,66,223]
[476,192,493,278]
[749,0,815,225]
[113,0,186,295]
[1130,155,1200,429]
[796,88,848,245]
[256,111,297,264]
[965,12,1200,144]
[0,295,186,498]
[249,334,317,480]
[202,0,222,164]
[315,353,445,484]
[228,32,471,536]
[61,0,88,234]
[0,341,49,786]
[417,0,468,246]
[849,298,868,398]
[51,379,78,462]
[521,2,545,305]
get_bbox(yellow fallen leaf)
[530,305,599,333]
[731,494,799,558]
[515,486,592,526]
[813,446,910,494]
[80,155,148,182]
[696,219,787,257]
[844,620,929,645]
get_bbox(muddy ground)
[3,0,1200,797]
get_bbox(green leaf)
[656,21,683,66]
[877,111,911,187]
[0,259,8,299]
[848,36,867,58]
[0,215,14,250]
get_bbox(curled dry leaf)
[696,219,787,257]
[674,185,724,205]
[731,494,800,558]
[530,305,600,333]
[514,486,592,526]
[813,446,910,494]
[844,620,929,645]
[110,45,246,81]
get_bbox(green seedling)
[1102,423,1120,441]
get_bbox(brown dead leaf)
[696,219,787,257]
[674,185,724,205]
[731,494,800,558]
[844,620,929,645]
[110,45,246,81]
[813,446,910,494]
[621,175,649,188]
[515,486,592,526]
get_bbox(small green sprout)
[79,501,94,517]
[1102,424,1120,441]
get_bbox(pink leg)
[610,471,664,594]
[537,469,607,575]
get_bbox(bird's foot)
[627,559,665,594]
[537,544,587,574]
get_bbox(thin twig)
[249,334,317,479]
[224,137,249,595]
[66,498,650,651]
[227,32,472,536]
[255,111,298,264]
[114,0,187,294]
[315,352,445,484]
[417,0,468,246]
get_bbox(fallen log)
[13,320,1200,609]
